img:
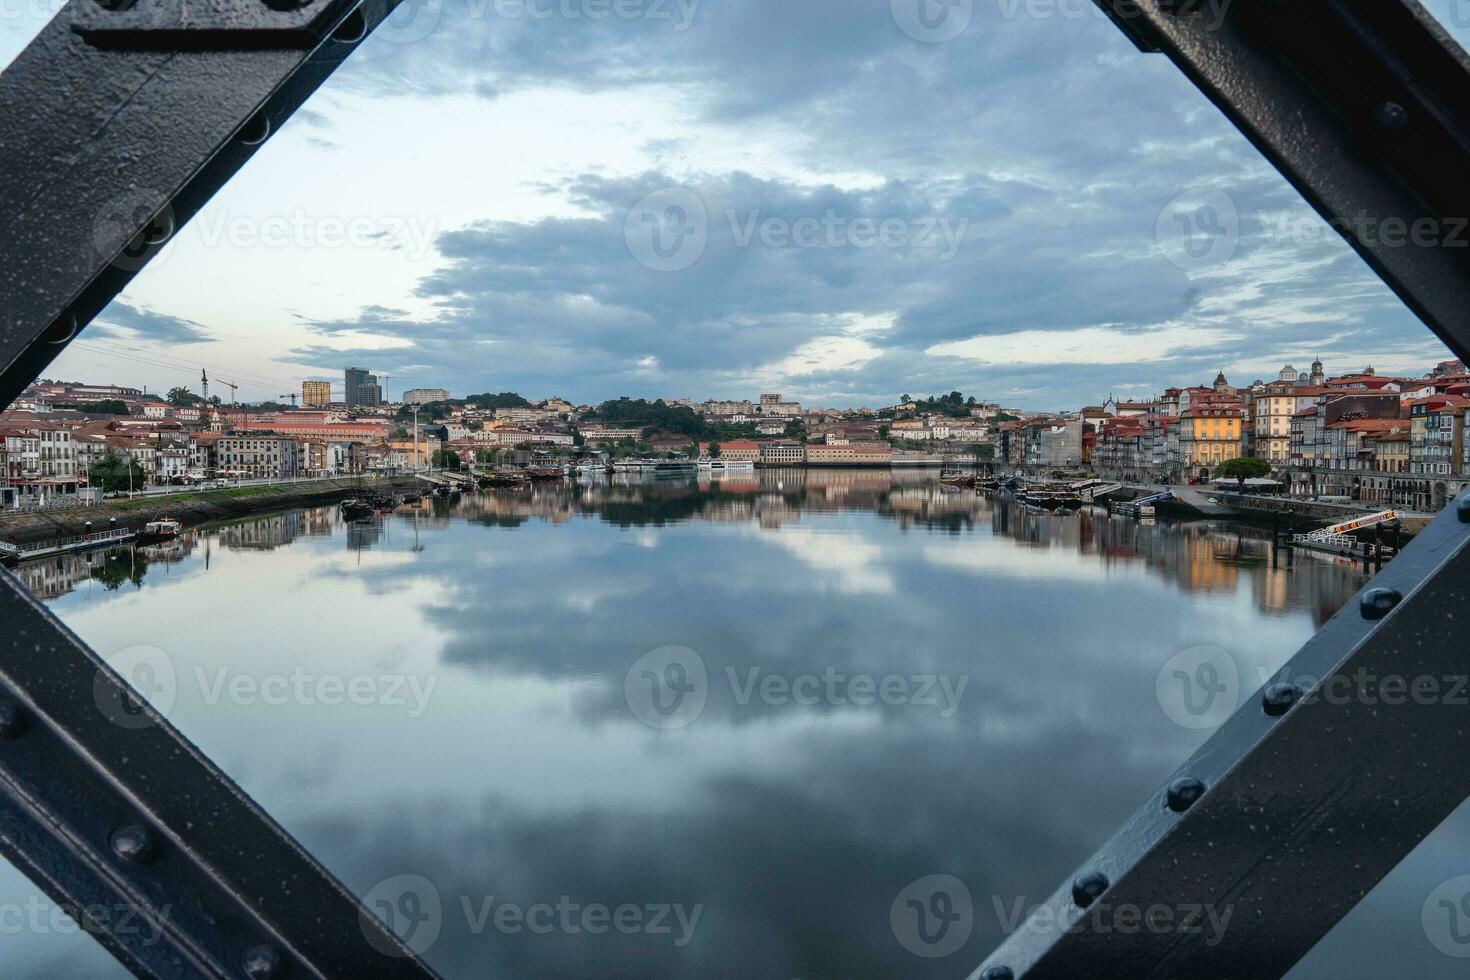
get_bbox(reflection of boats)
[136,519,182,544]
[480,472,527,489]
[340,498,374,521]
[940,469,977,488]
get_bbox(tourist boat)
[402,493,423,504]
[136,519,182,544]
[0,540,19,567]
[340,498,374,521]
[693,461,752,476]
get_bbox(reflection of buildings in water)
[984,502,1370,623]
[346,519,383,551]
[16,551,107,599]
[213,512,306,551]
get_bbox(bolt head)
[981,968,1015,980]
[1072,871,1110,909]
[0,700,26,739]
[242,944,283,979]
[1372,101,1410,131]
[1166,777,1207,812]
[110,825,156,865]
[1263,683,1301,718]
[1360,587,1403,621]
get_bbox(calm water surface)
[5,470,1460,979]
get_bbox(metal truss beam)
[0,0,400,409]
[976,494,1470,978]
[1092,0,1470,364]
[0,2,439,977]
[974,5,1470,973]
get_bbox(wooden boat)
[524,466,567,481]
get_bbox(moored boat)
[340,498,374,521]
[136,519,182,544]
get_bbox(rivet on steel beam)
[235,112,273,147]
[1263,683,1301,718]
[1360,587,1403,621]
[1072,871,1109,910]
[1166,777,1207,812]
[242,944,283,979]
[331,7,367,43]
[110,825,156,865]
[1372,101,1410,132]
[0,700,27,739]
[981,967,1015,980]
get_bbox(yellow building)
[1183,405,1244,477]
[302,380,332,408]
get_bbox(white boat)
[698,460,754,473]
[137,519,182,544]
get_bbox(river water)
[4,470,1464,979]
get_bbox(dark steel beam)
[0,570,441,978]
[0,2,441,977]
[976,491,1470,979]
[1092,0,1470,364]
[972,8,1470,972]
[0,0,395,410]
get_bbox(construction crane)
[279,393,298,408]
[218,379,239,405]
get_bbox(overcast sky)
[6,0,1467,407]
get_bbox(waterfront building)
[217,435,300,480]
[1180,404,1245,480]
[759,443,805,466]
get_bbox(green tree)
[166,387,202,407]
[1216,456,1273,490]
[709,441,721,459]
[433,449,461,470]
[87,453,147,493]
[72,400,130,416]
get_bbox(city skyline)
[5,2,1468,411]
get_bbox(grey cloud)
[90,301,213,345]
